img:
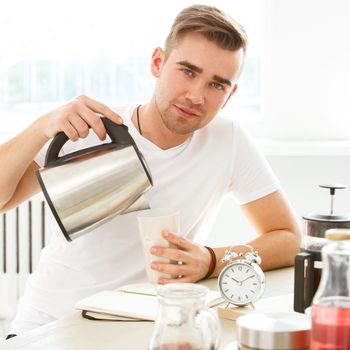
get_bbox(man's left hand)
[150,231,211,284]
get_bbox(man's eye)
[182,69,193,76]
[211,82,224,90]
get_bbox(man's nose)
[185,81,205,105]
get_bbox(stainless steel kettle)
[36,118,153,241]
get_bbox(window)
[0,0,263,140]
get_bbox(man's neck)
[132,101,191,150]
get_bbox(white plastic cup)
[137,208,180,283]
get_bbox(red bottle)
[311,229,350,349]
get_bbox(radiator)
[0,197,51,318]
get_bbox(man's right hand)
[39,95,123,142]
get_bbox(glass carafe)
[149,283,220,350]
[311,229,350,349]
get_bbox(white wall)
[261,0,350,140]
[207,154,350,246]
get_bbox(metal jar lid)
[236,312,310,350]
[325,228,350,240]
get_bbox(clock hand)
[241,275,255,283]
[230,277,241,283]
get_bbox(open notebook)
[75,283,224,321]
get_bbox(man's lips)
[174,105,201,120]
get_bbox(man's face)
[152,32,244,135]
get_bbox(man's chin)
[170,126,199,136]
[167,120,199,135]
[161,111,201,135]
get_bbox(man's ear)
[151,47,165,77]
[222,84,238,108]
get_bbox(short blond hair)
[165,5,248,56]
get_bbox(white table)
[1,267,294,350]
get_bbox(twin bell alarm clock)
[218,245,265,308]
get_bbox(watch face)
[218,261,264,305]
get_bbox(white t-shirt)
[16,105,280,320]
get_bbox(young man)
[0,5,300,336]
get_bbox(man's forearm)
[0,117,48,208]
[210,229,301,277]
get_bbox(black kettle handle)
[44,118,134,166]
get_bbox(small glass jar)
[148,283,220,350]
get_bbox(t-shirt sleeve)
[228,122,280,205]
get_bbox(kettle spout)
[122,194,150,214]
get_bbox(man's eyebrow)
[176,60,203,73]
[213,75,232,88]
[176,60,232,87]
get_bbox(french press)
[294,184,350,313]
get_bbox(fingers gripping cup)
[137,208,180,283]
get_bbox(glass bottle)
[148,283,220,350]
[311,229,350,350]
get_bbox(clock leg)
[224,302,232,309]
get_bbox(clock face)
[218,262,264,305]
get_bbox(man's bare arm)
[212,189,301,276]
[0,120,46,212]
[149,190,301,283]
